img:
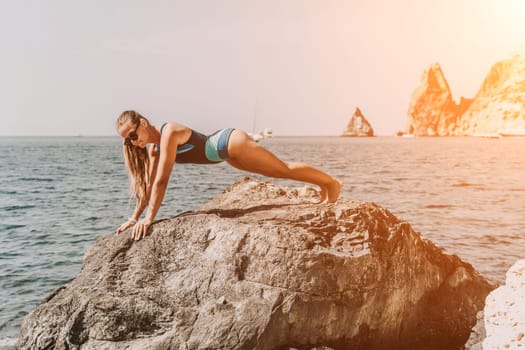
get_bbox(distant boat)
[248,132,263,142]
[248,98,272,142]
[395,131,414,138]
[498,129,525,137]
[249,97,263,142]
[472,133,501,139]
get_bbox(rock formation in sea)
[466,259,525,350]
[457,54,525,135]
[18,178,495,350]
[341,107,374,137]
[407,63,473,136]
[407,51,525,136]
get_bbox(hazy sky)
[1,0,525,136]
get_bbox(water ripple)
[452,181,485,188]
[1,205,36,212]
[424,204,454,209]
[19,177,54,182]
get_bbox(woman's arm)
[131,123,189,240]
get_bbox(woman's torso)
[153,123,233,164]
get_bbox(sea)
[1,136,524,348]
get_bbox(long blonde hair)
[116,110,150,204]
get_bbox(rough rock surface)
[457,54,525,135]
[341,107,374,137]
[18,178,495,350]
[407,50,525,136]
[466,259,525,350]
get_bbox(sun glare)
[503,0,525,35]
[509,0,525,12]
[482,0,525,54]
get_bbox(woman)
[115,110,342,240]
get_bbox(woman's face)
[119,119,146,148]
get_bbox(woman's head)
[116,110,150,203]
[116,110,150,148]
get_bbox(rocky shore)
[18,178,495,350]
[466,259,525,350]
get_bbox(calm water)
[1,136,524,347]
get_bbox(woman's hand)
[116,218,136,234]
[131,218,153,241]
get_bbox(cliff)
[18,178,495,350]
[341,107,374,137]
[457,54,525,135]
[407,63,466,136]
[407,51,525,136]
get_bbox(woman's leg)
[226,129,342,203]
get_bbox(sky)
[1,0,525,136]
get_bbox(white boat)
[395,131,414,138]
[248,98,265,142]
[248,99,272,142]
[248,132,263,142]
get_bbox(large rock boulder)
[466,259,525,350]
[18,178,495,350]
[341,107,374,137]
[407,50,525,136]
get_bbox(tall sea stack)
[341,107,374,137]
[407,63,471,136]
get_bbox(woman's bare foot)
[327,178,342,203]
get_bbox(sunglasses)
[124,122,140,146]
